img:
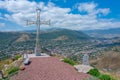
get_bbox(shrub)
[8,67,19,75]
[14,54,21,60]
[99,74,115,80]
[63,58,76,66]
[88,68,100,77]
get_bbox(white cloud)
[97,8,110,16]
[0,1,119,30]
[77,2,110,16]
[0,23,5,27]
[2,0,37,13]
[78,2,97,13]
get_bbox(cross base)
[35,47,41,56]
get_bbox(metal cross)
[26,8,50,56]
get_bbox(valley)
[0,28,120,61]
[0,28,120,79]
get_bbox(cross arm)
[26,20,36,26]
[40,20,51,26]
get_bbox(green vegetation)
[88,68,116,80]
[99,74,113,80]
[2,67,19,80]
[41,29,90,40]
[88,69,100,77]
[8,67,19,75]
[14,54,21,60]
[1,57,22,80]
[63,58,76,66]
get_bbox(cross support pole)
[26,8,50,56]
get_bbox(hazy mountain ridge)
[40,29,90,40]
[84,28,120,34]
[0,29,90,53]
[83,28,120,38]
[20,28,90,40]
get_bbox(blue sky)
[0,0,120,31]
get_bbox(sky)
[0,0,120,31]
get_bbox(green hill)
[22,28,90,40]
[0,29,90,45]
[40,29,90,40]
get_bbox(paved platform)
[74,65,93,73]
[11,57,90,80]
[28,53,50,58]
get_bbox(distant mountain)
[0,32,20,50]
[0,28,90,43]
[0,32,20,40]
[83,28,120,38]
[84,28,120,34]
[39,28,90,40]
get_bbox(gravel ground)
[11,57,90,80]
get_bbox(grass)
[100,71,119,80]
[0,59,12,70]
[14,54,21,60]
[99,74,115,80]
[2,70,18,80]
[1,66,19,80]
[8,67,19,75]
[0,54,22,80]
[88,68,117,80]
[63,58,76,66]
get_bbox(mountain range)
[21,28,90,40]
[0,28,90,46]
[83,28,120,38]
[1,27,120,40]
